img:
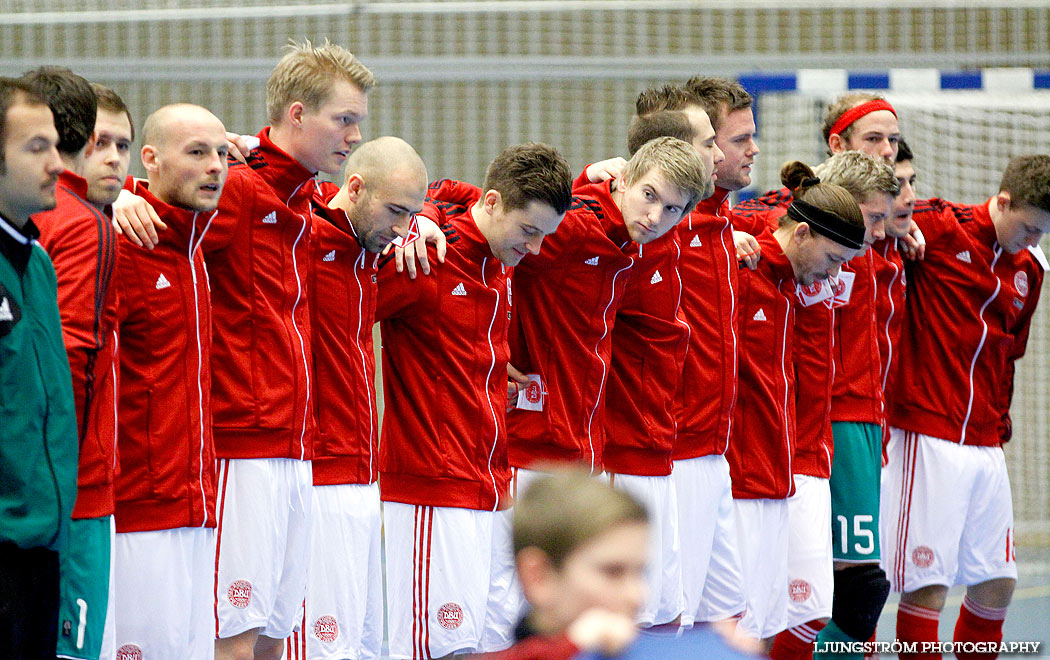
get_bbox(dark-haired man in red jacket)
[377,142,572,660]
[881,155,1050,660]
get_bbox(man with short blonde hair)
[604,88,721,632]
[206,41,376,660]
[620,135,709,214]
[265,39,376,124]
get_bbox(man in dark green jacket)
[0,77,79,658]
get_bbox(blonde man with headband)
[823,93,900,163]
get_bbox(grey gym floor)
[877,546,1050,657]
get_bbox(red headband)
[828,100,897,139]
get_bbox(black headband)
[786,198,865,249]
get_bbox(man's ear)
[345,173,365,203]
[140,144,159,175]
[793,221,812,244]
[996,191,1011,214]
[83,130,98,159]
[287,101,306,128]
[827,133,846,155]
[483,189,503,216]
[515,547,558,609]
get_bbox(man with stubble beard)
[110,103,230,660]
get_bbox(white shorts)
[734,497,789,640]
[113,527,216,660]
[784,475,833,628]
[384,503,521,659]
[608,472,685,627]
[283,483,383,660]
[880,429,1017,594]
[672,455,746,627]
[215,458,314,640]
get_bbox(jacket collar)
[452,205,504,267]
[580,178,632,248]
[131,180,208,249]
[970,197,1001,251]
[686,186,732,230]
[57,169,89,199]
[695,186,732,216]
[0,212,40,274]
[254,127,317,204]
[314,199,361,248]
[756,228,797,285]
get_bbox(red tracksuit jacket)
[734,190,834,478]
[204,128,316,461]
[872,237,906,414]
[734,187,793,233]
[728,229,798,499]
[830,250,885,425]
[35,170,118,519]
[505,193,634,474]
[376,184,511,511]
[793,301,835,479]
[672,187,739,461]
[889,198,1045,446]
[742,188,888,426]
[308,185,380,486]
[113,182,217,532]
[591,183,690,477]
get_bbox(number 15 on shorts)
[837,514,875,556]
